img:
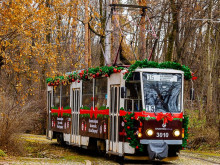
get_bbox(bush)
[0,71,47,155]
[0,149,7,157]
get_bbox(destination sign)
[146,74,177,82]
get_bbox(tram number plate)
[156,132,169,138]
[146,105,155,112]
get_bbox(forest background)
[0,0,219,154]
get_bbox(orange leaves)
[0,0,102,85]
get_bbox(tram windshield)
[142,72,182,113]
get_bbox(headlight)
[173,129,180,137]
[146,129,154,136]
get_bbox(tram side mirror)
[190,88,195,100]
[121,87,127,98]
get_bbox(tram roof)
[65,68,184,75]
[134,68,184,74]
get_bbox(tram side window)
[82,80,93,109]
[53,85,60,108]
[61,85,70,109]
[94,78,107,109]
[124,82,142,112]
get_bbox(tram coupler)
[147,142,168,160]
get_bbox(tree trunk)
[165,0,179,62]
[112,0,121,65]
[84,0,91,67]
[206,0,214,125]
[71,0,78,69]
[150,2,167,62]
[138,0,147,60]
[99,0,105,66]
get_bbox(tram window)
[53,85,60,108]
[61,85,70,108]
[82,80,93,109]
[94,78,107,109]
[110,87,114,113]
[124,81,142,112]
[134,99,142,111]
[125,100,132,111]
[114,87,117,113]
[133,72,140,80]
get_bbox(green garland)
[67,66,123,82]
[123,60,192,81]
[123,113,144,152]
[47,66,123,86]
[51,112,58,117]
[46,76,65,86]
[182,115,189,148]
[80,106,90,110]
[79,114,90,118]
[51,113,71,117]
[51,106,58,109]
[46,60,192,86]
[98,105,109,110]
[62,113,71,117]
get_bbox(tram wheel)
[56,133,66,146]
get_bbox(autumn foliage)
[0,0,219,152]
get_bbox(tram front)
[138,69,184,159]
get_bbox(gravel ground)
[0,134,219,165]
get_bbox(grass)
[0,134,118,164]
[0,134,87,164]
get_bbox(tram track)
[116,152,220,165]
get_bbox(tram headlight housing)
[138,132,142,138]
[138,127,142,138]
[173,129,180,137]
[146,129,154,136]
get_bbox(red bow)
[156,112,173,125]
[80,107,109,119]
[51,107,71,117]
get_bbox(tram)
[46,60,190,160]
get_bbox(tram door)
[71,88,80,144]
[109,85,120,152]
[46,91,52,139]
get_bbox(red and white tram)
[46,61,190,160]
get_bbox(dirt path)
[0,134,220,165]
